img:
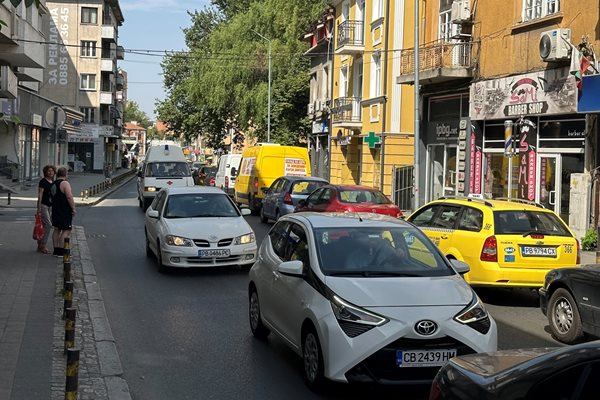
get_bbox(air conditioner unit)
[539,28,571,62]
[450,0,471,23]
[307,103,314,114]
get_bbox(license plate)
[198,249,231,258]
[521,246,557,258]
[396,349,456,367]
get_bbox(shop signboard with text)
[470,68,577,120]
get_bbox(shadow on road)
[474,287,540,308]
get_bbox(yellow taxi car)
[406,197,580,288]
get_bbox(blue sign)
[578,75,600,113]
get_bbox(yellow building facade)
[329,0,415,201]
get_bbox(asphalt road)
[76,180,563,399]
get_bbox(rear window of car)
[291,180,325,195]
[493,210,572,237]
[339,189,391,204]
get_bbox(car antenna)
[357,213,363,222]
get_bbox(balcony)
[101,58,115,73]
[116,45,124,60]
[0,17,45,68]
[335,20,364,55]
[331,97,361,128]
[396,39,478,85]
[15,66,43,83]
[101,25,116,42]
[100,91,113,105]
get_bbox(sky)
[118,0,210,121]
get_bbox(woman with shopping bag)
[35,165,55,254]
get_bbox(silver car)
[260,176,328,223]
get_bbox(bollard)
[65,348,79,400]
[80,190,85,201]
[63,238,71,290]
[596,225,600,264]
[63,281,73,320]
[84,189,89,200]
[7,192,10,205]
[64,308,76,354]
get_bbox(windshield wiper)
[327,270,420,277]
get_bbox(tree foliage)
[123,101,151,128]
[156,0,326,150]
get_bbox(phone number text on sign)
[48,8,69,86]
[284,158,307,176]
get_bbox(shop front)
[470,67,584,224]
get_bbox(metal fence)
[399,39,478,75]
[392,165,414,212]
[331,97,361,124]
[336,20,364,49]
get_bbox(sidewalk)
[0,170,135,400]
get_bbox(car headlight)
[330,295,387,337]
[164,235,193,246]
[234,233,255,245]
[145,186,157,192]
[454,294,491,334]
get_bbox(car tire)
[143,198,152,211]
[548,288,584,344]
[156,241,169,274]
[138,196,143,208]
[249,287,270,339]
[302,327,326,392]
[145,230,153,258]
[260,207,268,223]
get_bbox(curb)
[52,226,131,400]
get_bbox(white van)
[215,154,242,196]
[137,144,195,210]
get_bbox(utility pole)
[252,30,272,143]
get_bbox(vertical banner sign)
[540,158,547,203]
[468,123,483,196]
[517,121,537,201]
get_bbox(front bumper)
[160,244,257,268]
[539,287,548,316]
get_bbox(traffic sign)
[45,106,66,129]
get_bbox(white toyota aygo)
[248,212,497,390]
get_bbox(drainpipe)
[380,0,391,193]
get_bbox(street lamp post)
[252,30,271,143]
[413,0,421,209]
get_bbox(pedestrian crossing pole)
[63,238,71,291]
[64,308,76,354]
[63,281,73,320]
[65,349,79,400]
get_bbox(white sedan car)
[145,186,257,272]
[248,212,497,390]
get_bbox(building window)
[80,107,95,123]
[80,74,96,90]
[80,41,96,57]
[340,65,348,97]
[370,52,381,97]
[439,0,460,41]
[372,0,383,21]
[523,0,560,22]
[81,7,98,24]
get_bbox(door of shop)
[537,154,561,216]
[427,144,458,200]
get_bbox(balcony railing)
[336,20,364,54]
[397,39,478,84]
[332,97,361,125]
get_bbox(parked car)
[215,154,242,196]
[407,197,580,288]
[429,340,600,400]
[200,166,218,186]
[294,184,402,218]
[144,186,257,273]
[539,265,600,344]
[260,176,328,223]
[248,213,497,390]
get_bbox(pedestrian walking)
[36,164,55,254]
[104,162,112,186]
[50,167,76,257]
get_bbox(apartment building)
[40,0,124,173]
[329,0,414,205]
[0,0,84,184]
[397,0,599,237]
[123,121,145,157]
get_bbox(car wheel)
[145,230,153,258]
[548,288,583,344]
[249,287,270,339]
[156,241,169,274]
[143,198,152,211]
[260,207,268,223]
[302,327,326,391]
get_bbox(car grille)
[192,238,234,248]
[185,255,244,265]
[468,316,491,334]
[345,336,476,384]
[339,321,375,338]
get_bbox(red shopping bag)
[33,213,44,241]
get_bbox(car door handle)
[272,271,280,280]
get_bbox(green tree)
[123,101,151,128]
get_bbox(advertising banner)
[284,158,307,176]
[516,120,537,201]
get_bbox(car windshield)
[314,226,453,277]
[164,193,240,218]
[145,162,191,177]
[291,180,326,195]
[494,210,572,237]
[203,167,218,178]
[339,189,391,204]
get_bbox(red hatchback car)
[295,184,403,218]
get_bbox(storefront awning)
[578,75,600,113]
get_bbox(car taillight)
[576,239,581,264]
[283,192,293,205]
[209,178,215,186]
[396,209,403,218]
[530,234,544,239]
[253,178,259,193]
[428,380,441,400]
[480,236,498,262]
[225,176,229,188]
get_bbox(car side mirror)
[240,208,251,216]
[261,187,269,194]
[278,260,304,277]
[147,209,159,219]
[230,167,237,176]
[297,199,307,208]
[450,259,470,275]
